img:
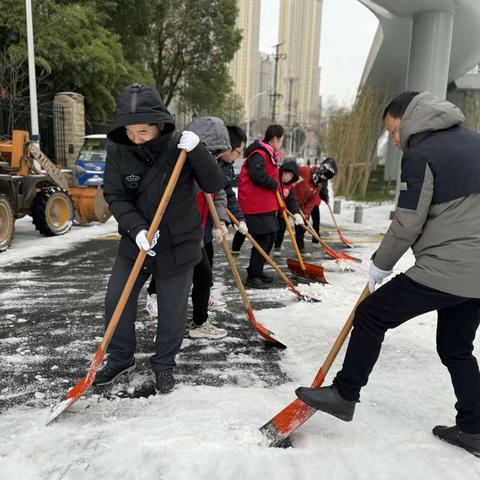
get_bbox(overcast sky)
[259,0,379,107]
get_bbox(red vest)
[281,183,294,200]
[238,149,279,215]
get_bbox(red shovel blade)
[260,367,326,446]
[336,251,361,263]
[287,258,328,284]
[260,398,317,446]
[46,346,105,424]
[247,307,287,349]
[338,232,353,248]
[321,242,361,263]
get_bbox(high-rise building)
[252,52,275,121]
[277,0,323,128]
[228,0,261,123]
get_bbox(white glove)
[178,130,200,152]
[135,229,159,257]
[212,224,228,244]
[235,221,248,235]
[368,260,392,293]
[293,213,304,225]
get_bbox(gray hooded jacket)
[374,91,480,298]
[189,116,229,231]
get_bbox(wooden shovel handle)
[276,191,306,271]
[312,284,370,386]
[226,209,298,291]
[326,201,341,232]
[100,150,187,351]
[286,209,323,244]
[205,194,251,309]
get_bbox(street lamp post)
[289,126,304,156]
[245,91,268,144]
[25,0,40,147]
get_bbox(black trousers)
[311,204,320,243]
[274,214,305,249]
[204,241,214,267]
[247,231,275,278]
[232,230,246,252]
[191,247,212,326]
[104,254,193,372]
[333,273,480,433]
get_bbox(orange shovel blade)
[286,258,328,283]
[246,306,287,349]
[46,346,105,424]
[260,367,327,446]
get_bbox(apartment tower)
[277,0,323,127]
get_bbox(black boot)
[155,369,175,394]
[295,385,356,421]
[432,425,480,458]
[245,276,270,289]
[260,272,274,283]
[93,359,136,386]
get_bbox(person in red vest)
[238,124,284,288]
[293,158,338,254]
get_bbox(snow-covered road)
[1,203,478,479]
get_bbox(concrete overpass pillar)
[407,10,455,99]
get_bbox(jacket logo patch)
[400,182,408,191]
[124,174,142,190]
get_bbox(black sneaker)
[433,425,480,458]
[295,385,356,421]
[155,369,175,394]
[93,359,136,386]
[245,276,270,289]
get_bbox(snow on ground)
[0,203,479,479]
[0,216,119,268]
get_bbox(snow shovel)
[205,194,286,349]
[226,209,322,302]
[259,284,370,446]
[326,202,352,248]
[46,150,188,424]
[286,209,361,264]
[276,191,327,283]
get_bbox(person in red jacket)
[237,124,284,288]
[294,158,338,253]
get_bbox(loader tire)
[31,187,74,236]
[0,194,14,251]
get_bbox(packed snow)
[0,203,478,479]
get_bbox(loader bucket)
[69,186,111,224]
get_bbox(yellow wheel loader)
[0,130,111,251]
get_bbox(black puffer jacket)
[218,159,245,222]
[104,84,225,279]
[279,161,300,214]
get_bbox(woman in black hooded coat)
[94,83,224,393]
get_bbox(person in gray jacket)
[296,91,480,457]
[145,117,230,339]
